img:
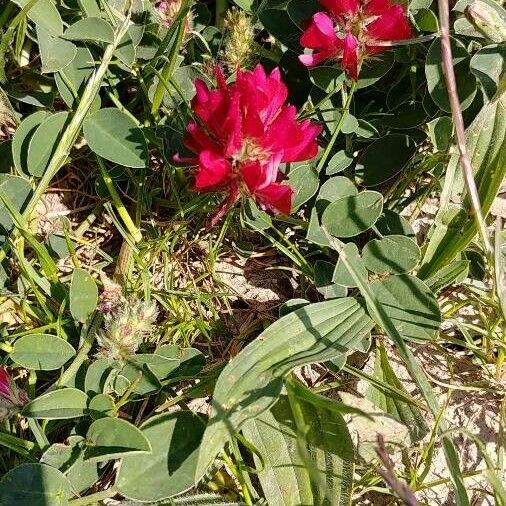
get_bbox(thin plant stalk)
[437,0,493,260]
[96,156,142,243]
[316,80,357,173]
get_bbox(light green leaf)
[363,235,420,275]
[11,0,63,35]
[84,417,152,462]
[0,463,72,506]
[37,27,77,73]
[83,108,147,168]
[288,164,319,209]
[27,111,70,177]
[70,268,98,323]
[322,191,383,238]
[117,411,205,501]
[11,334,75,370]
[23,388,88,419]
[332,243,368,288]
[0,175,32,235]
[368,274,441,342]
[195,298,373,480]
[63,17,114,43]
[11,111,51,176]
[425,37,477,112]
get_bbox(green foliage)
[11,334,75,370]
[70,268,98,323]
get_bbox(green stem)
[56,313,103,389]
[0,14,132,263]
[215,0,228,29]
[96,156,142,243]
[315,80,357,173]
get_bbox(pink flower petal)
[255,183,293,214]
[367,4,412,42]
[341,33,359,80]
[194,151,232,190]
[299,50,334,67]
[365,0,389,15]
[0,368,11,398]
[319,0,359,18]
[300,13,340,50]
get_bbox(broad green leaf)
[0,463,72,506]
[114,32,136,67]
[11,334,75,370]
[326,150,353,175]
[11,0,63,35]
[309,66,345,93]
[37,27,77,73]
[0,175,32,235]
[11,111,51,176]
[55,46,95,107]
[453,0,506,40]
[243,394,353,506]
[376,210,415,238]
[425,37,477,112]
[288,164,319,209]
[314,260,347,299]
[117,412,206,501]
[414,7,438,32]
[332,243,368,287]
[368,274,441,342]
[63,18,114,43]
[195,298,373,480]
[83,108,147,168]
[84,417,152,462]
[156,345,206,379]
[23,388,88,419]
[84,358,115,395]
[27,111,69,177]
[316,175,357,212]
[419,90,506,278]
[355,134,416,187]
[41,438,98,493]
[243,198,272,230]
[70,268,98,322]
[363,235,420,275]
[357,51,395,89]
[425,260,470,293]
[88,393,115,419]
[321,191,383,237]
[470,44,506,100]
[427,116,453,152]
[367,342,429,442]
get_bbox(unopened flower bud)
[97,298,158,362]
[465,0,506,43]
[155,0,192,31]
[222,9,254,71]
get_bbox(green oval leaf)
[288,164,319,209]
[37,27,77,74]
[84,417,152,462]
[27,111,70,177]
[0,175,32,234]
[117,411,205,501]
[11,0,63,35]
[83,108,147,168]
[321,191,383,238]
[425,37,477,112]
[11,111,51,176]
[332,242,368,288]
[23,388,88,419]
[0,463,72,506]
[70,268,98,323]
[11,334,75,370]
[470,44,506,100]
[363,235,420,275]
[63,17,114,43]
[355,134,416,187]
[368,274,441,342]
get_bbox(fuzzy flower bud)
[222,9,255,71]
[97,298,158,362]
[0,368,29,419]
[155,0,192,31]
